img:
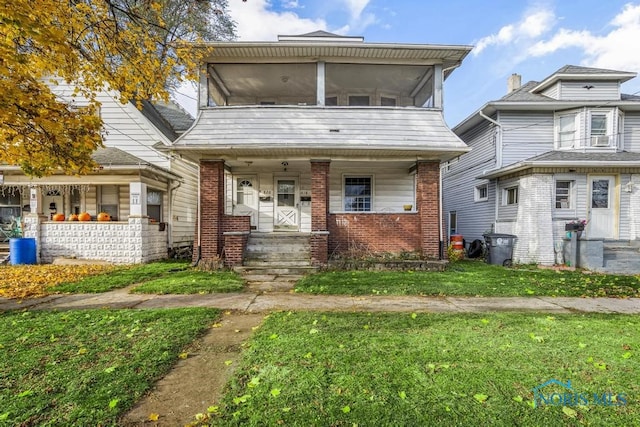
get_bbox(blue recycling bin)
[9,237,37,265]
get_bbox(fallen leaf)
[148,413,159,421]
[178,352,188,359]
[562,406,577,418]
[474,393,488,403]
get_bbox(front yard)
[0,308,219,426]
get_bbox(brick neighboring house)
[443,65,640,271]
[169,31,471,267]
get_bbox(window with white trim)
[147,190,163,222]
[503,186,518,205]
[557,114,577,149]
[475,184,488,202]
[449,211,457,236]
[348,95,370,106]
[344,176,372,211]
[590,112,609,147]
[555,180,573,209]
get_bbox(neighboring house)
[168,31,471,267]
[443,65,640,268]
[0,87,197,264]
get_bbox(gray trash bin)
[483,233,517,266]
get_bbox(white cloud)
[343,0,370,20]
[281,0,301,9]
[528,3,640,72]
[228,0,328,41]
[473,9,555,55]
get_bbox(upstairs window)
[475,184,488,202]
[344,176,372,211]
[348,95,370,106]
[590,113,609,147]
[557,114,577,149]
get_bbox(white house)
[444,65,640,271]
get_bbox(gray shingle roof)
[498,81,548,102]
[92,147,150,166]
[152,101,195,134]
[525,151,640,163]
[553,65,632,75]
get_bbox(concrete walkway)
[1,287,640,314]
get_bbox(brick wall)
[310,160,330,264]
[416,161,441,259]
[328,213,421,255]
[195,160,225,262]
[222,215,251,267]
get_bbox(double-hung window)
[555,181,572,209]
[344,176,372,211]
[558,114,577,149]
[590,113,609,147]
[503,186,518,205]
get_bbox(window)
[475,184,488,202]
[590,113,609,146]
[344,176,372,211]
[555,181,572,209]
[70,189,81,215]
[99,185,119,220]
[147,190,163,222]
[449,211,457,236]
[236,179,255,206]
[381,96,396,106]
[325,96,338,106]
[348,95,370,106]
[503,186,518,205]
[0,192,21,224]
[558,114,577,149]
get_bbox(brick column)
[195,160,225,263]
[310,160,330,265]
[416,161,441,259]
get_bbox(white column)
[29,187,42,214]
[316,61,326,106]
[433,64,443,109]
[129,182,147,217]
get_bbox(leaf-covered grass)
[0,264,116,298]
[131,270,245,294]
[0,308,219,426]
[52,260,190,294]
[206,312,639,426]
[295,260,640,297]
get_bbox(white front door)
[588,175,617,239]
[274,178,299,231]
[233,176,258,228]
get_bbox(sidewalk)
[2,287,640,314]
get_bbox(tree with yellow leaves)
[0,0,235,177]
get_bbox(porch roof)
[170,106,469,162]
[478,151,640,179]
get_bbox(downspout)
[167,179,182,251]
[439,163,444,259]
[194,163,202,266]
[479,109,502,231]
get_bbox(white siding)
[168,159,198,247]
[500,111,554,167]
[328,162,415,213]
[559,81,620,101]
[623,112,640,152]
[620,174,631,240]
[119,185,130,218]
[496,177,520,222]
[540,82,559,99]
[444,119,498,242]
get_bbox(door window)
[591,179,609,208]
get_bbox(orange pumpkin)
[52,213,65,221]
[97,212,111,222]
[68,214,79,221]
[78,212,91,221]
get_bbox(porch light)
[281,161,288,171]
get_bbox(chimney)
[507,73,521,93]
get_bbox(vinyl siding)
[496,177,520,221]
[500,111,554,166]
[444,120,497,242]
[540,82,559,99]
[623,112,640,152]
[620,174,631,239]
[168,159,198,247]
[559,81,620,101]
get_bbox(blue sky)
[177,0,640,126]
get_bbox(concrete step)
[235,265,318,276]
[244,252,310,261]
[243,259,311,267]
[245,245,310,254]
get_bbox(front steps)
[600,241,640,274]
[0,243,9,264]
[235,232,318,292]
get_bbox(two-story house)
[169,31,472,267]
[443,65,640,269]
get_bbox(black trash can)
[483,233,517,266]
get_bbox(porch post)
[128,182,147,217]
[310,160,330,265]
[416,161,440,259]
[196,160,225,264]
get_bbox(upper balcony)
[197,32,472,111]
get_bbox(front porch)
[195,159,442,267]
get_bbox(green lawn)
[295,260,640,297]
[205,312,639,426]
[0,308,219,426]
[52,261,245,295]
[131,270,245,294]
